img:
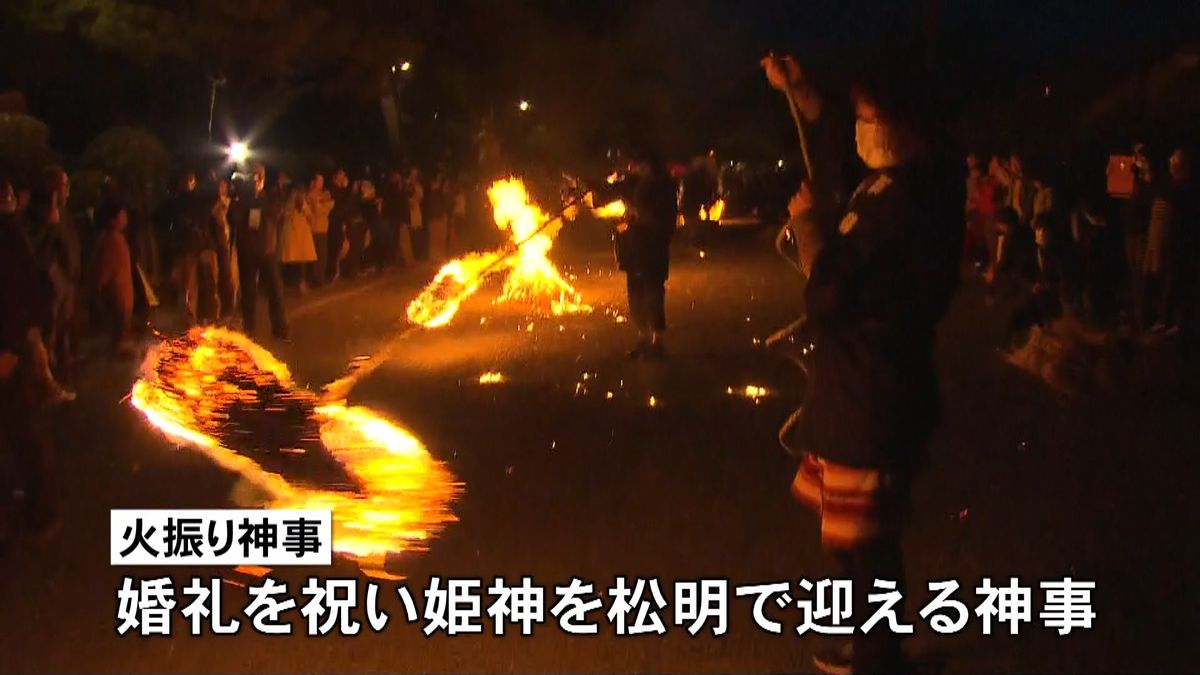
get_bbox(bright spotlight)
[400,61,412,72]
[227,141,249,164]
[518,100,530,112]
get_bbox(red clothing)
[976,176,999,218]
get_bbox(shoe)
[813,642,853,675]
[1165,324,1181,337]
[1150,321,1167,334]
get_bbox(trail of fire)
[406,178,622,329]
[131,181,624,575]
[327,179,623,406]
[130,327,461,576]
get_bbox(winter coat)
[306,188,334,235]
[279,199,318,264]
[793,161,961,471]
[229,188,281,260]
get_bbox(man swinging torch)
[763,50,963,674]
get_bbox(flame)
[406,178,587,327]
[707,199,725,222]
[130,327,461,575]
[727,384,770,401]
[592,199,626,219]
[478,371,505,384]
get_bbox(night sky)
[0,0,1196,168]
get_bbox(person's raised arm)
[761,54,822,124]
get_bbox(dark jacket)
[229,187,281,259]
[0,215,52,354]
[795,161,961,470]
[615,172,677,280]
[329,184,356,230]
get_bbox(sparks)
[130,327,461,576]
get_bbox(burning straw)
[131,327,461,574]
[405,178,595,328]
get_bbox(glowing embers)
[727,384,771,403]
[478,371,505,385]
[591,200,626,219]
[700,199,725,222]
[406,178,589,328]
[130,327,461,575]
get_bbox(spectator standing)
[90,204,135,351]
[380,170,406,269]
[450,175,468,254]
[1007,154,1035,225]
[341,179,368,278]
[229,164,288,340]
[963,153,988,267]
[279,185,317,292]
[305,173,334,287]
[977,157,1002,274]
[165,171,219,324]
[1164,148,1198,351]
[407,167,425,261]
[1121,141,1154,328]
[327,168,354,281]
[1071,192,1120,326]
[425,172,450,262]
[27,167,81,380]
[0,179,66,543]
[1144,158,1174,332]
[211,179,238,318]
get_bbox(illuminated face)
[312,174,324,191]
[854,98,897,169]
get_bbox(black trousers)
[344,219,367,277]
[239,254,288,337]
[625,273,666,333]
[326,222,345,279]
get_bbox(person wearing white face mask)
[765,48,962,675]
